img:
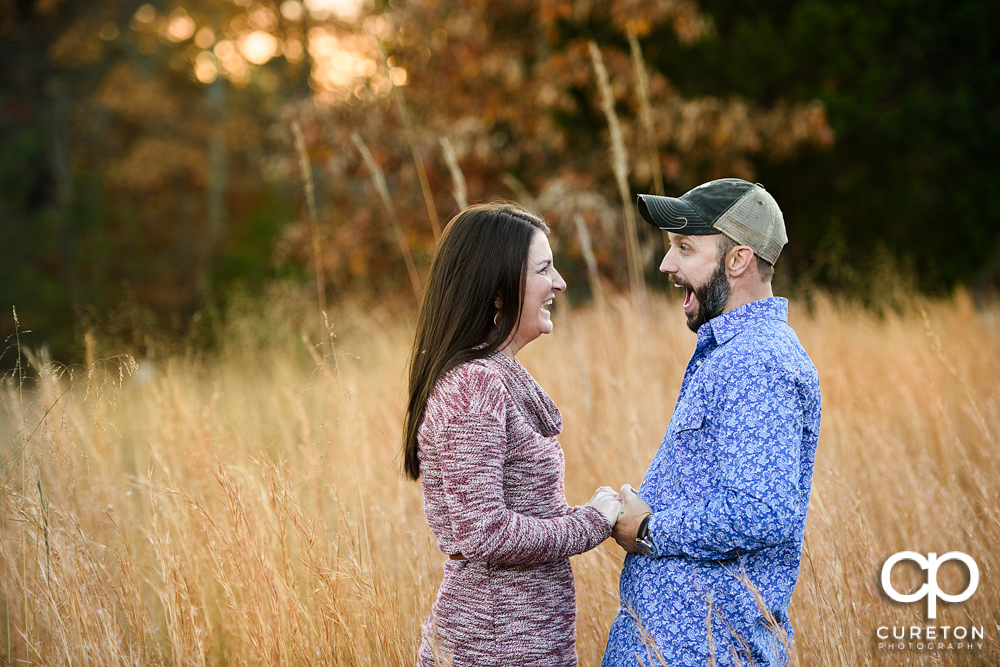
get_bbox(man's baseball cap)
[637,178,787,265]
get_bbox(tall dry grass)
[2,286,999,666]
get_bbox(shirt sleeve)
[437,407,611,565]
[645,365,806,560]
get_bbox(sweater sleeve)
[436,371,610,564]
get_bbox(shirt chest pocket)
[672,408,705,435]
[670,405,720,495]
[669,386,709,437]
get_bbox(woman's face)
[505,231,566,357]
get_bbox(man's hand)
[611,484,653,553]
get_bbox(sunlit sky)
[123,0,388,91]
[303,0,365,20]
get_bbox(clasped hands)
[586,483,653,554]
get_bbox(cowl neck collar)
[481,350,562,438]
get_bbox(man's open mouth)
[674,282,694,309]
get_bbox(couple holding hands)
[403,179,822,667]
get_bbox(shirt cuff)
[646,507,685,558]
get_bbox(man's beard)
[675,255,731,333]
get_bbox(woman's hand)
[587,486,623,528]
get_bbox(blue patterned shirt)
[602,297,821,667]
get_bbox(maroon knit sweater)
[416,351,611,667]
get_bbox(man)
[602,178,822,667]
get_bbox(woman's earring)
[494,310,501,326]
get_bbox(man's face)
[660,232,732,333]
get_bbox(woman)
[403,202,621,667]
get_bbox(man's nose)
[659,253,677,274]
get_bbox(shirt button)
[695,360,702,367]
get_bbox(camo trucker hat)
[637,178,787,265]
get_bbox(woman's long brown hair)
[403,202,549,480]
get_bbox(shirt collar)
[699,297,788,347]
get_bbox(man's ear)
[727,246,755,278]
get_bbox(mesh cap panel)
[713,185,787,265]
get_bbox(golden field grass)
[1,286,999,666]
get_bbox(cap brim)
[637,194,718,234]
